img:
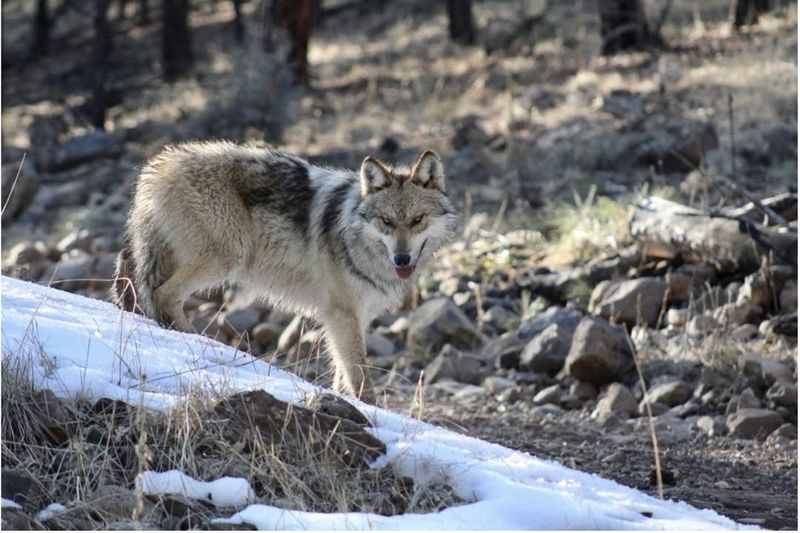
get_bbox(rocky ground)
[2,0,797,529]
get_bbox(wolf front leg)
[323,308,376,403]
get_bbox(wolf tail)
[112,222,172,322]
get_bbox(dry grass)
[1,347,464,529]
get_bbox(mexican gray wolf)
[112,141,457,402]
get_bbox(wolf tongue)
[395,266,414,279]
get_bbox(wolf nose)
[394,253,411,266]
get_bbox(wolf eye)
[411,215,425,226]
[379,216,393,227]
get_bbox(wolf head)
[358,150,457,280]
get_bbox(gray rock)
[482,305,518,333]
[766,380,797,409]
[739,352,794,388]
[482,331,525,367]
[533,384,562,405]
[639,400,670,417]
[46,250,97,292]
[519,320,578,375]
[52,130,122,170]
[1,506,42,530]
[424,344,485,385]
[406,298,484,361]
[695,415,726,437]
[1,160,40,223]
[252,322,282,346]
[726,408,784,439]
[712,301,762,325]
[666,308,688,328]
[737,387,761,410]
[517,306,582,342]
[599,89,644,119]
[737,272,772,308]
[730,323,758,342]
[439,277,466,297]
[645,381,692,407]
[780,281,797,313]
[452,384,489,403]
[3,241,48,269]
[365,333,395,359]
[590,277,669,327]
[564,317,633,385]
[593,383,637,417]
[570,381,598,400]
[687,314,720,336]
[482,375,516,395]
[770,423,797,441]
[222,305,263,336]
[2,468,41,506]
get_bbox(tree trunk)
[446,0,475,45]
[139,0,150,24]
[630,196,797,274]
[32,0,51,57]
[730,0,771,29]
[90,0,112,129]
[598,0,654,55]
[162,0,193,81]
[232,0,244,43]
[268,0,314,84]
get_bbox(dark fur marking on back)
[240,157,314,235]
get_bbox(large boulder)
[593,383,637,417]
[645,381,692,407]
[564,317,633,385]
[590,277,669,327]
[407,298,484,361]
[423,344,486,385]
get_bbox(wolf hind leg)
[153,261,222,332]
[323,309,375,403]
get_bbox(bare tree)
[598,0,660,55]
[446,0,476,45]
[90,0,112,128]
[32,0,51,57]
[162,0,193,80]
[263,0,314,84]
[730,0,771,29]
[232,0,245,43]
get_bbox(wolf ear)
[411,150,445,192]
[360,156,391,196]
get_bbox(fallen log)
[630,196,797,274]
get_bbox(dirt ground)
[383,389,797,530]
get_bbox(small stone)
[639,400,670,417]
[482,305,518,333]
[593,383,637,417]
[483,376,516,395]
[779,280,797,313]
[406,298,485,362]
[666,308,688,328]
[452,384,489,403]
[739,352,794,388]
[56,228,94,253]
[365,334,395,359]
[645,381,692,407]
[589,277,669,327]
[726,408,784,439]
[737,387,761,410]
[713,301,763,325]
[730,323,758,342]
[687,314,719,336]
[219,305,262,336]
[695,415,726,437]
[424,344,485,385]
[516,306,582,342]
[52,129,122,170]
[770,423,797,440]
[766,380,797,409]
[252,322,282,346]
[570,381,598,400]
[533,384,562,405]
[438,277,464,297]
